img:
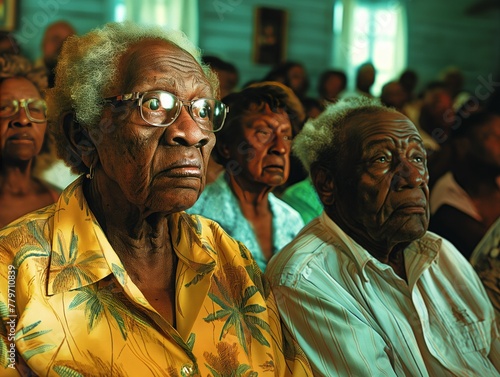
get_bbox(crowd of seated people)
[1,18,499,376]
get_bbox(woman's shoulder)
[187,175,236,219]
[270,194,304,223]
[177,212,259,266]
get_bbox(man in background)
[36,20,76,87]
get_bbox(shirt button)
[181,364,195,376]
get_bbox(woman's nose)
[163,107,212,148]
[11,108,32,127]
[269,134,289,155]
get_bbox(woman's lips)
[7,133,35,145]
[161,159,203,178]
[8,132,34,139]
[264,165,284,172]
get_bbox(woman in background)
[188,82,306,271]
[0,53,59,228]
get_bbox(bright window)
[113,0,198,45]
[332,0,407,96]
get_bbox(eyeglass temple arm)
[103,92,142,103]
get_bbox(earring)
[85,164,94,180]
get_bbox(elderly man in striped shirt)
[266,96,500,376]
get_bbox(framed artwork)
[0,0,17,31]
[253,7,288,65]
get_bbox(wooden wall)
[407,0,500,95]
[198,0,335,95]
[12,0,113,62]
[10,0,500,98]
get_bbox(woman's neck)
[83,176,171,255]
[0,163,36,195]
[226,173,271,215]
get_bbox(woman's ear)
[63,111,96,168]
[217,142,231,160]
[311,163,335,206]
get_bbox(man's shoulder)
[420,231,482,278]
[266,219,334,282]
[282,179,314,197]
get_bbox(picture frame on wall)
[0,0,17,31]
[253,7,288,65]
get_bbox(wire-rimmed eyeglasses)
[103,90,228,132]
[0,98,48,123]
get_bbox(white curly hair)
[292,96,398,174]
[46,21,219,174]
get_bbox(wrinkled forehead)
[345,110,421,147]
[113,39,211,95]
[0,77,41,98]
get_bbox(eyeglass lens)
[0,99,47,122]
[139,91,226,131]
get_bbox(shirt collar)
[47,177,216,296]
[47,177,112,295]
[319,211,442,282]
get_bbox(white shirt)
[265,211,500,376]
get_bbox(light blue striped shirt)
[266,211,500,376]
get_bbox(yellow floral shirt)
[0,178,311,376]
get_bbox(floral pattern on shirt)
[0,177,312,377]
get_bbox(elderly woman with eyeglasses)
[0,53,59,228]
[0,23,312,376]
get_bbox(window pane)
[373,40,395,69]
[374,9,398,36]
[114,0,126,21]
[350,7,371,66]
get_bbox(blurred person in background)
[34,20,80,191]
[36,20,76,88]
[430,110,500,258]
[202,55,240,184]
[188,81,306,271]
[264,61,310,102]
[380,80,407,113]
[317,69,347,106]
[0,53,59,228]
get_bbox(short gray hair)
[293,96,398,174]
[46,21,219,174]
